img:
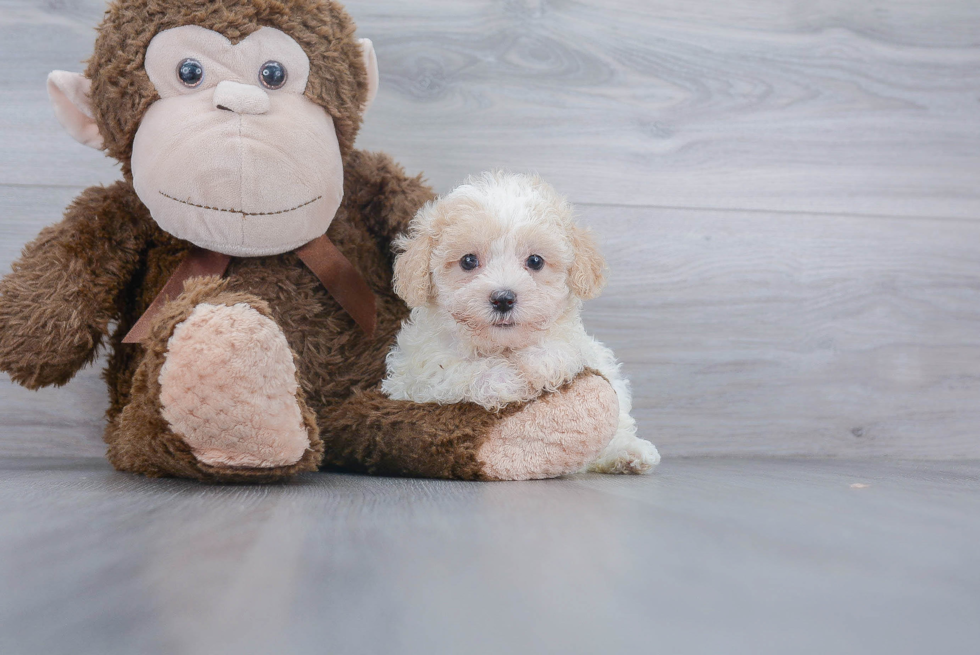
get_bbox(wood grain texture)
[0,1,121,187]
[1,0,979,459]
[1,457,978,655]
[2,0,980,217]
[581,204,980,458]
[354,0,980,218]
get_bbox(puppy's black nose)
[489,289,517,312]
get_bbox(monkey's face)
[128,26,343,256]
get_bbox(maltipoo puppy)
[382,171,660,474]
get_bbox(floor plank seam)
[573,200,980,224]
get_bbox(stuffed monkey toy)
[0,0,619,482]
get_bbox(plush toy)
[0,0,620,483]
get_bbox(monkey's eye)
[459,254,480,271]
[259,61,287,89]
[526,254,545,271]
[177,58,204,87]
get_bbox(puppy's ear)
[392,231,434,308]
[568,225,607,300]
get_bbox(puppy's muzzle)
[489,289,517,314]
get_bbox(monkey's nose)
[213,81,270,115]
[489,289,517,312]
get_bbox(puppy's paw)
[471,363,534,409]
[588,435,661,475]
[513,343,580,393]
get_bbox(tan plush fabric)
[159,302,311,468]
[143,26,312,100]
[478,373,620,481]
[46,71,103,149]
[131,26,346,256]
[357,38,379,112]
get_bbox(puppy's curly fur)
[384,172,660,474]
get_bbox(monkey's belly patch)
[159,302,310,468]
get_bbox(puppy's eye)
[177,58,204,87]
[259,61,287,89]
[459,254,480,271]
[526,254,545,271]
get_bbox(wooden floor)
[1,457,978,655]
[1,3,979,653]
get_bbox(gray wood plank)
[1,457,978,655]
[354,0,980,218]
[0,1,121,188]
[580,203,980,458]
[2,0,979,219]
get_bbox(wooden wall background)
[0,0,978,458]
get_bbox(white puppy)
[382,172,660,474]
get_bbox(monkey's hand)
[0,182,149,389]
[320,371,617,481]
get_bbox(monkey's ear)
[47,71,103,150]
[357,38,380,114]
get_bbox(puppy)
[383,171,660,474]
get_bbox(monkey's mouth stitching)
[159,191,322,216]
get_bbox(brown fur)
[321,390,518,480]
[0,182,154,388]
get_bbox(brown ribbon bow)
[122,234,376,344]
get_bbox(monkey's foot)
[159,302,313,468]
[477,374,619,481]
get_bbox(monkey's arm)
[321,372,619,481]
[0,182,151,389]
[320,389,501,479]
